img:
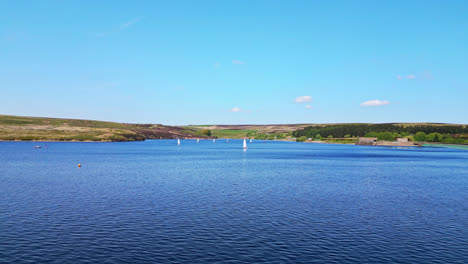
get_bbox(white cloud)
[295,96,312,103]
[230,107,242,112]
[232,60,244,65]
[360,99,390,107]
[305,105,312,109]
[396,74,418,80]
[120,17,143,30]
[95,17,143,37]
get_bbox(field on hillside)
[0,115,202,141]
[189,123,468,139]
[2,115,467,142]
[188,124,308,139]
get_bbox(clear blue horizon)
[1,0,467,125]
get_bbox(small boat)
[177,138,180,145]
[243,138,248,150]
[250,139,252,143]
[213,138,215,143]
[197,138,199,143]
[34,146,42,148]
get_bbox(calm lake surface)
[1,140,467,263]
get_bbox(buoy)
[78,164,81,168]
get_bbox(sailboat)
[243,138,248,150]
[250,138,252,143]
[177,138,180,145]
[197,138,199,143]
[213,138,216,143]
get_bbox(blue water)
[0,140,467,263]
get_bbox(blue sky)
[1,0,467,125]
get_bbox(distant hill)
[292,123,468,139]
[0,115,206,141]
[1,114,466,141]
[190,123,468,139]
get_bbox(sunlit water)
[0,140,467,263]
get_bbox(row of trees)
[293,124,468,141]
[248,132,289,140]
[363,131,466,143]
[413,132,466,143]
[296,131,467,144]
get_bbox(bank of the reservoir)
[422,144,468,150]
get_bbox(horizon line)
[1,114,466,126]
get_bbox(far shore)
[1,115,467,146]
[2,139,468,150]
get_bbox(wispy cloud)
[396,74,416,80]
[120,17,143,30]
[230,107,243,112]
[360,99,390,107]
[295,96,312,103]
[397,72,433,80]
[229,107,251,113]
[305,105,312,109]
[95,17,143,37]
[232,60,244,65]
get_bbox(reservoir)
[0,140,467,263]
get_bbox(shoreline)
[1,139,467,149]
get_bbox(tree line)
[293,124,468,143]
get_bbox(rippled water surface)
[1,140,467,263]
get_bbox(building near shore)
[358,137,377,145]
[396,137,409,143]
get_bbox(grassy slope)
[2,115,466,142]
[210,129,257,138]
[189,123,468,139]
[0,115,203,141]
[187,124,307,139]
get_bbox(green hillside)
[0,115,203,141]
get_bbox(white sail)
[213,138,215,143]
[197,138,199,143]
[243,138,248,149]
[250,139,252,143]
[177,138,180,145]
